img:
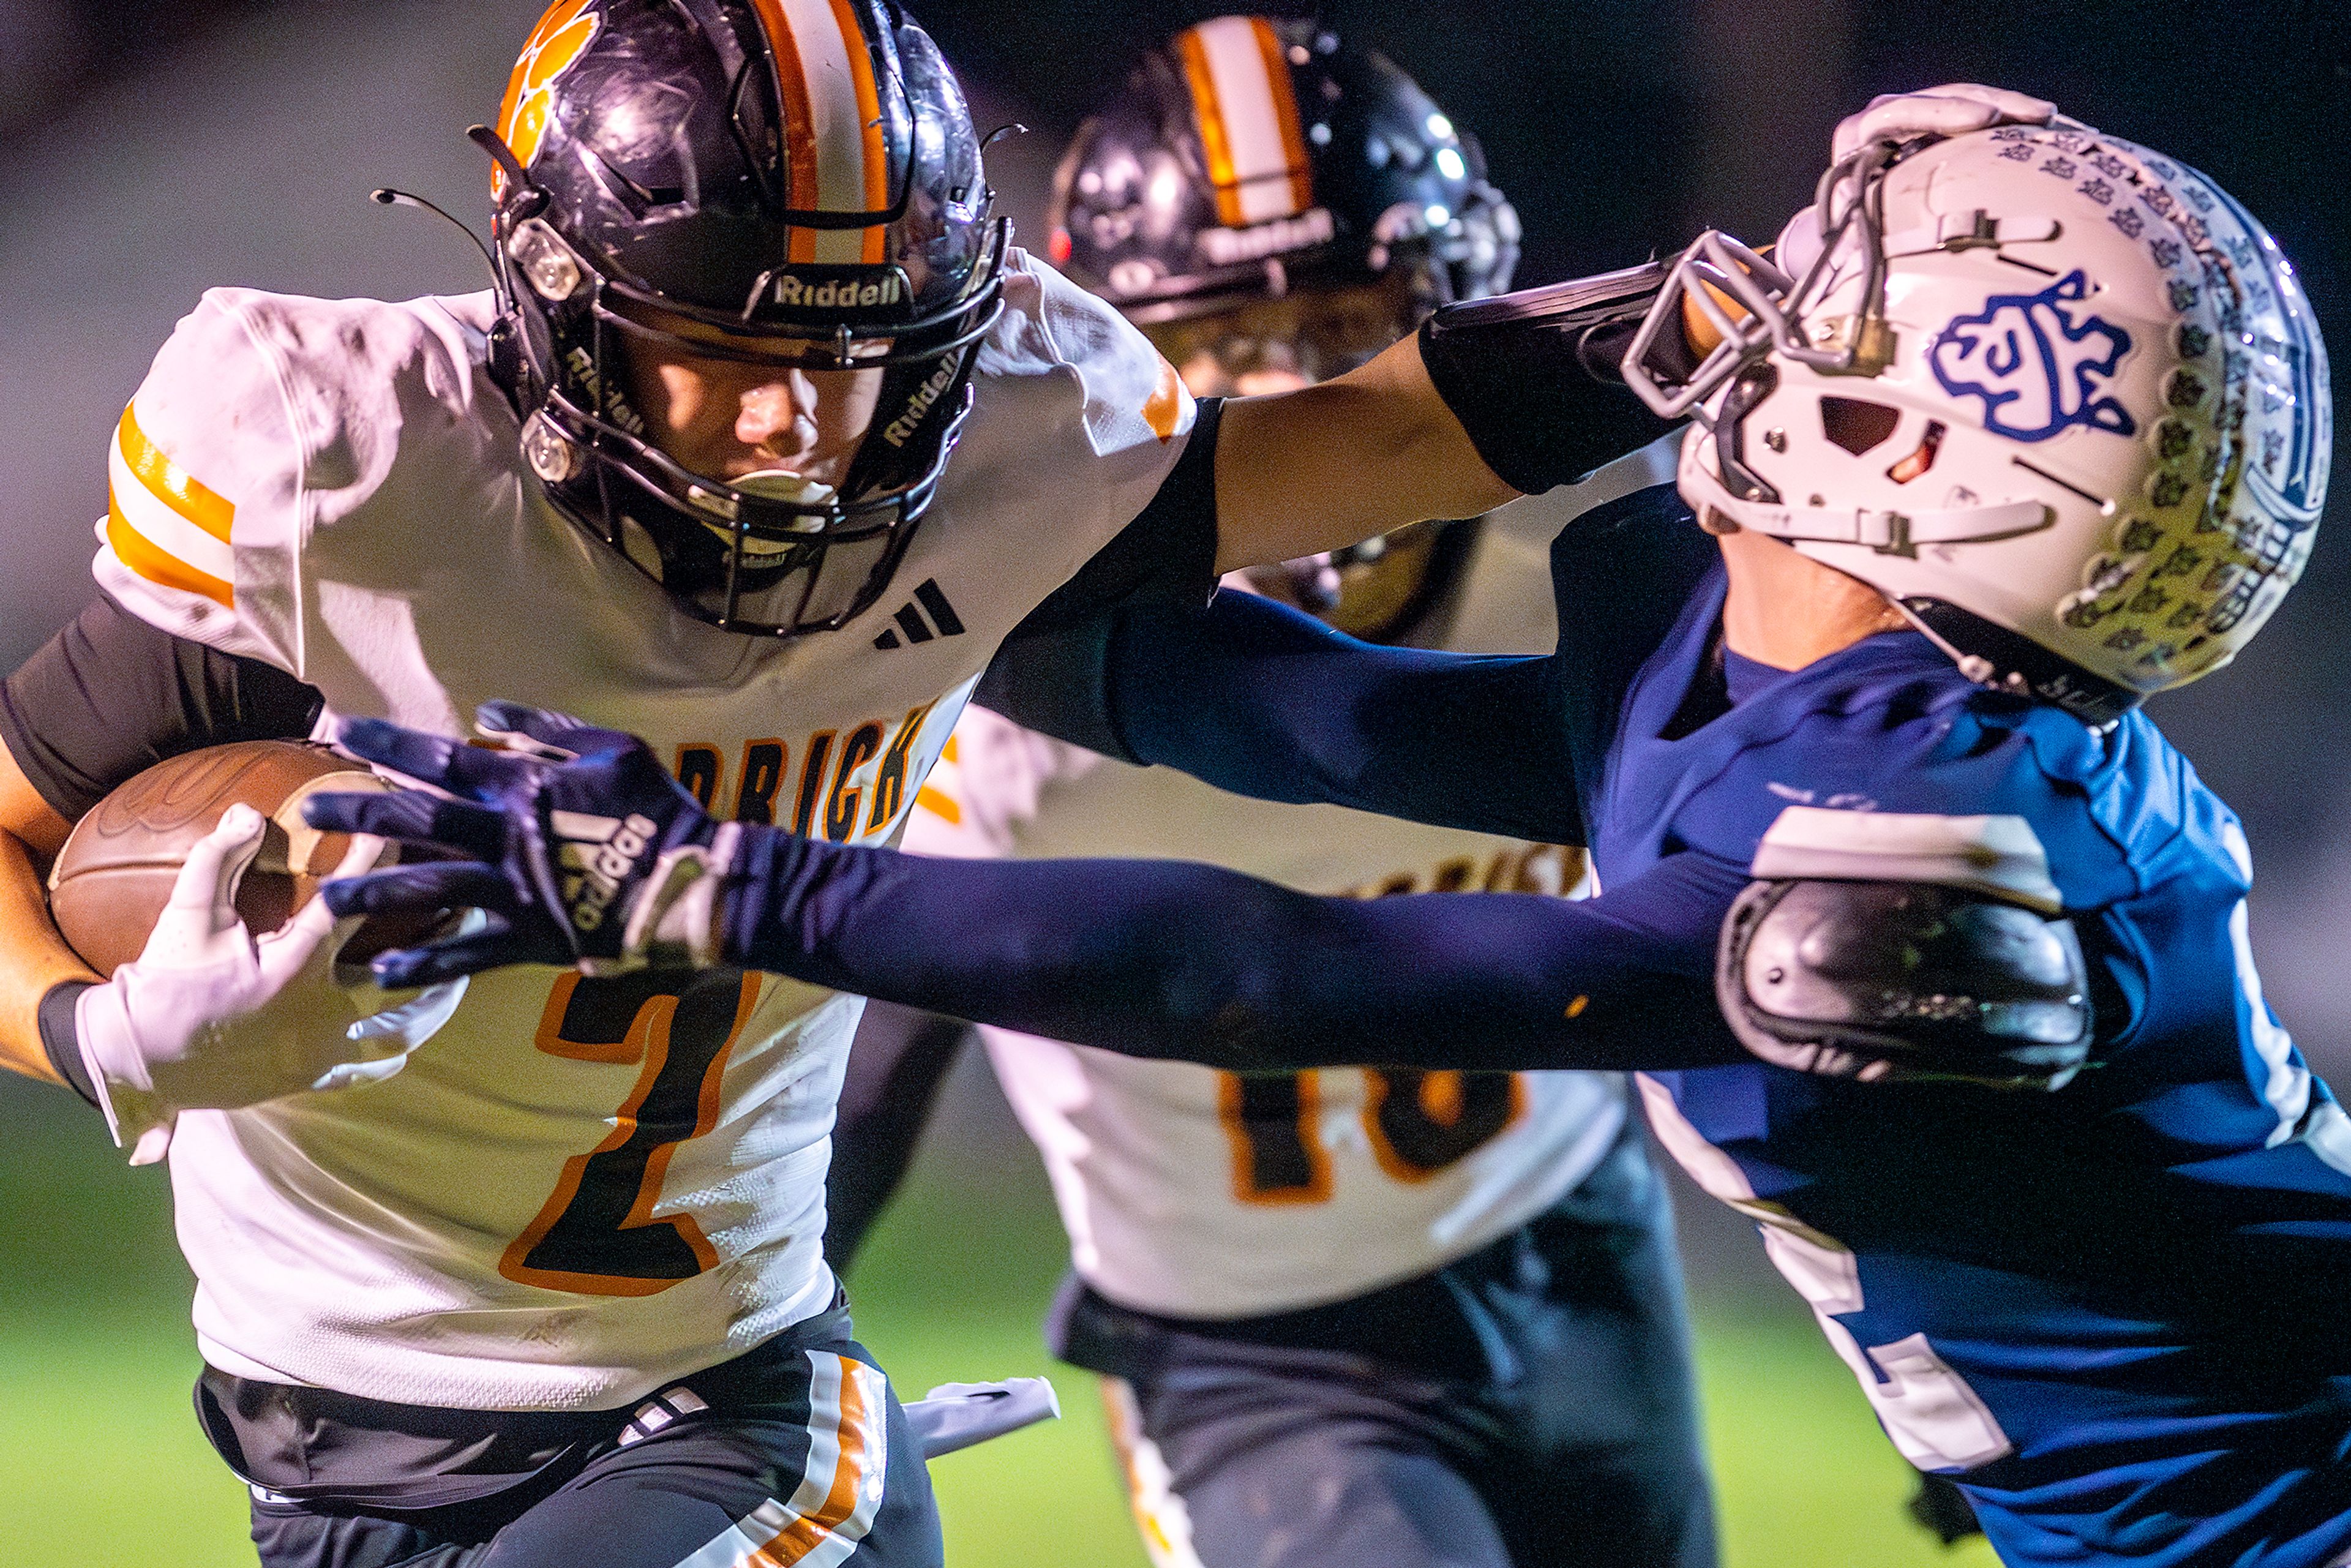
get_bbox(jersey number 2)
[1219,1070,1524,1205]
[500,969,759,1296]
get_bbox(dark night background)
[0,4,2344,1562]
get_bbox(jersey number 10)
[1218,1070,1526,1204]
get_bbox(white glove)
[74,804,468,1165]
[1832,83,2056,162]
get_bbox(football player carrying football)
[0,3,1547,1564]
[826,21,1714,1568]
[323,92,2351,1568]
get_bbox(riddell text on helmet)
[770,273,904,311]
[882,359,961,449]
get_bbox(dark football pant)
[828,1010,1717,1568]
[204,1306,941,1568]
[1058,1123,1718,1568]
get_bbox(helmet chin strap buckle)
[1806,312,1899,377]
[1687,459,2052,555]
[1745,497,2052,553]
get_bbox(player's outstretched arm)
[312,705,1747,1076]
[1211,260,1681,571]
[705,833,1748,1074]
[982,589,1577,844]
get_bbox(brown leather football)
[47,740,410,978]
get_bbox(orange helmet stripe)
[1177,16,1313,230]
[827,0,890,264]
[747,0,825,263]
[1247,17,1316,217]
[750,0,889,266]
[1175,26,1243,227]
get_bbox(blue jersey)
[1531,494,2351,1566]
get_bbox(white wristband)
[74,981,176,1165]
[622,822,743,970]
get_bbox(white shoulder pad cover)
[981,249,1194,460]
[1752,805,2062,914]
[936,251,1199,600]
[96,288,482,679]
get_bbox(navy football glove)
[305,702,743,985]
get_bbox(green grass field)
[0,1080,1997,1567]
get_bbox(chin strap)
[1684,457,2052,553]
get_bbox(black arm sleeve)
[972,398,1224,755]
[40,981,99,1106]
[1003,396,1226,638]
[972,612,1131,761]
[726,830,1752,1076]
[1417,260,1684,495]
[0,595,326,821]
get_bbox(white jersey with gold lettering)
[94,248,1193,1409]
[904,435,1683,1319]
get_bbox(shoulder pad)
[1750,805,2061,912]
[1717,806,2093,1089]
[97,290,484,680]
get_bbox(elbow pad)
[1714,808,2094,1090]
[1416,257,1689,495]
[1718,879,2093,1090]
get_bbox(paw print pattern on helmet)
[493,0,600,193]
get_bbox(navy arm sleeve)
[980,484,1715,844]
[985,590,1580,844]
[724,832,1750,1075]
[0,593,324,820]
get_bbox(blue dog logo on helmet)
[1929,271,2137,441]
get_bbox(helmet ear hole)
[1820,396,1902,456]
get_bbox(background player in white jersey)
[823,21,1714,1567]
[0,3,1551,1564]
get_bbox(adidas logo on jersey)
[551,808,657,933]
[872,579,965,650]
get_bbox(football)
[47,740,413,978]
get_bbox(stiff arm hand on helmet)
[1407,84,2059,505]
[65,807,468,1165]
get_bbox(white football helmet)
[1625,121,2330,725]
